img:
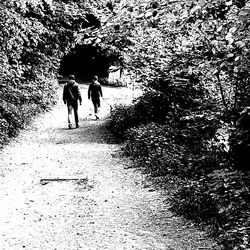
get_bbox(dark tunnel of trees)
[59,44,110,82]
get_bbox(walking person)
[63,75,82,129]
[88,75,103,120]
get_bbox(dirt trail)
[0,85,217,250]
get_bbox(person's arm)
[88,85,91,99]
[77,85,82,104]
[99,85,103,98]
[63,84,67,104]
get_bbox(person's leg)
[92,99,99,120]
[95,98,101,119]
[96,98,100,111]
[73,102,79,128]
[67,103,73,128]
[92,99,98,113]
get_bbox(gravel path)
[0,85,218,250]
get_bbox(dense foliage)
[0,0,96,146]
[105,0,250,249]
[171,170,250,249]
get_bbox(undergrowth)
[0,0,89,147]
[0,77,57,147]
[108,93,250,249]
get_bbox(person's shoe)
[95,114,99,120]
[76,124,79,128]
[68,124,72,129]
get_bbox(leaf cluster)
[171,169,250,249]
[106,1,250,248]
[108,90,170,138]
[0,0,94,146]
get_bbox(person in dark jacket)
[63,75,82,129]
[88,76,103,120]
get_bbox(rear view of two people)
[63,75,103,129]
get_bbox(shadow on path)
[52,119,120,145]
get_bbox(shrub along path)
[0,84,218,249]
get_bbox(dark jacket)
[88,81,103,100]
[63,80,82,104]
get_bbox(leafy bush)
[0,0,93,147]
[104,0,250,249]
[0,76,57,144]
[108,90,170,138]
[147,74,205,111]
[171,169,250,249]
[123,122,185,176]
[132,90,171,123]
[108,104,139,138]
[170,180,219,225]
[0,118,9,145]
[111,112,225,179]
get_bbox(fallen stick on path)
[40,178,88,185]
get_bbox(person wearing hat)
[88,75,103,120]
[63,75,82,128]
